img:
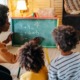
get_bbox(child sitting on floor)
[48,25,80,80]
[18,40,48,80]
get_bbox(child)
[48,25,80,80]
[18,41,48,80]
[17,37,45,78]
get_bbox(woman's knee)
[0,65,10,74]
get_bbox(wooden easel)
[43,48,50,65]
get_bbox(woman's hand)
[2,33,13,44]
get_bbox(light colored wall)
[54,0,63,25]
[8,0,63,24]
[33,0,63,25]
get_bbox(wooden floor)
[0,43,80,80]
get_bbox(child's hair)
[53,25,79,52]
[29,37,45,45]
[18,42,45,73]
[0,4,9,26]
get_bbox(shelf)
[11,17,58,19]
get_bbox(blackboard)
[11,18,58,48]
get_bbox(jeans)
[0,65,12,80]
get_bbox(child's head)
[18,42,45,73]
[52,25,79,52]
[29,37,44,45]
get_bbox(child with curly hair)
[18,41,48,80]
[48,25,80,80]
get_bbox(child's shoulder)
[51,52,80,64]
[73,52,80,56]
[50,56,61,66]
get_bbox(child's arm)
[48,62,58,80]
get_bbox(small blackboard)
[11,18,58,48]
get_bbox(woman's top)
[0,42,17,63]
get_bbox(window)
[0,0,7,5]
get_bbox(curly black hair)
[0,4,9,27]
[53,25,79,52]
[18,42,45,73]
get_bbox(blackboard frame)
[11,17,58,48]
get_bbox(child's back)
[20,66,47,80]
[48,25,80,80]
[49,52,80,80]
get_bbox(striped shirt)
[48,52,80,80]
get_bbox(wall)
[8,0,63,25]
[54,0,63,25]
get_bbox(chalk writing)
[11,18,58,48]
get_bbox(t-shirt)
[48,52,80,80]
[20,66,48,80]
